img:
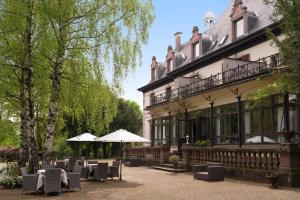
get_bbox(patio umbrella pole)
[120,140,123,181]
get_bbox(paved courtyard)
[1,166,300,200]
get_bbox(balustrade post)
[159,144,170,163]
[181,144,192,170]
[279,143,300,187]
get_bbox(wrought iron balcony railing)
[149,53,283,107]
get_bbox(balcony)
[148,53,282,108]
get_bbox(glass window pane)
[194,42,200,58]
[252,110,261,133]
[263,109,273,133]
[274,107,284,132]
[236,18,244,38]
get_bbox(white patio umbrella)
[98,129,150,180]
[245,136,276,144]
[67,133,99,164]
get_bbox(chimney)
[151,56,157,67]
[174,32,182,50]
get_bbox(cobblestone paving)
[1,166,300,200]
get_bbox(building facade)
[138,0,299,152]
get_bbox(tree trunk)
[43,21,67,163]
[19,85,28,167]
[21,0,39,173]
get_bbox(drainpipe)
[210,102,214,146]
[237,96,242,148]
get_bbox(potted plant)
[145,154,154,167]
[169,154,180,169]
[195,139,211,147]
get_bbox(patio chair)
[76,160,84,167]
[43,168,62,196]
[67,172,81,191]
[20,167,38,194]
[67,157,76,171]
[94,163,108,182]
[108,161,120,180]
[87,160,98,164]
[73,165,89,179]
[193,162,224,181]
[41,164,56,170]
[124,156,141,167]
[56,160,65,169]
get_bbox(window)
[165,87,171,100]
[150,93,155,105]
[219,35,228,46]
[235,18,244,38]
[193,42,200,59]
[167,59,173,72]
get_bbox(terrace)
[148,53,283,108]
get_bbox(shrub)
[169,154,180,164]
[0,170,22,189]
[195,140,211,147]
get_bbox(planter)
[266,175,279,188]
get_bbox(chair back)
[41,165,56,169]
[44,168,61,194]
[73,165,82,174]
[20,167,28,176]
[77,160,84,166]
[56,161,65,168]
[112,161,120,167]
[88,160,98,164]
[94,162,108,181]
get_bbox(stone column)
[160,144,170,163]
[181,144,192,170]
[279,143,300,187]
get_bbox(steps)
[152,163,187,172]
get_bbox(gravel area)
[1,166,300,200]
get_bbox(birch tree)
[41,0,154,161]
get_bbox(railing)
[125,146,161,161]
[190,147,280,171]
[149,53,283,107]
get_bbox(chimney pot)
[192,26,199,33]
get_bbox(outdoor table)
[36,169,68,190]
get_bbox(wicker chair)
[193,162,224,181]
[41,165,56,170]
[73,165,89,179]
[76,160,84,167]
[108,162,120,180]
[43,168,62,196]
[93,163,108,182]
[87,160,98,164]
[20,167,38,194]
[67,173,81,191]
[56,161,65,169]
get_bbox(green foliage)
[169,154,180,164]
[0,162,22,189]
[0,120,19,147]
[109,99,143,135]
[0,0,154,160]
[195,140,211,147]
[256,0,300,99]
[53,134,73,159]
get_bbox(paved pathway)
[1,166,300,200]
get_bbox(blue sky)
[121,0,231,109]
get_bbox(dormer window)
[235,18,244,38]
[167,59,173,72]
[193,42,200,59]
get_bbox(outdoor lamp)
[162,136,166,144]
[186,134,189,144]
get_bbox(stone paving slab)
[1,166,300,200]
